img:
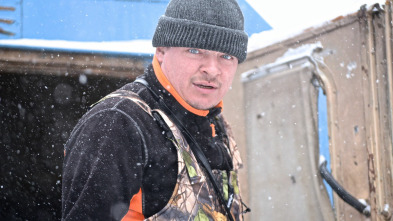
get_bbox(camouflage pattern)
[101,90,244,221]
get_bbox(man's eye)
[222,54,233,60]
[188,48,200,54]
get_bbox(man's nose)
[201,55,221,77]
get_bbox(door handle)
[319,155,371,217]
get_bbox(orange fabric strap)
[122,188,144,221]
[210,123,216,137]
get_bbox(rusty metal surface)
[0,48,146,79]
[360,2,393,220]
[0,5,17,36]
[223,1,393,220]
[0,6,15,11]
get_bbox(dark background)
[0,73,131,220]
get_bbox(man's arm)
[62,108,146,220]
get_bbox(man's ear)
[155,47,167,63]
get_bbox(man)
[62,0,249,220]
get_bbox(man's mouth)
[196,84,215,89]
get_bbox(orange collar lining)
[152,55,223,117]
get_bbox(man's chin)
[188,101,218,111]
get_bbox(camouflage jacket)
[103,90,245,221]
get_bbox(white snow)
[0,39,155,55]
[275,42,323,63]
[241,42,323,82]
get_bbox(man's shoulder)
[81,82,153,122]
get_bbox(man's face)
[156,47,238,110]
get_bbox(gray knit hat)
[152,0,248,63]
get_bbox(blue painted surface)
[0,0,271,42]
[239,0,271,37]
[318,87,334,206]
[21,0,165,41]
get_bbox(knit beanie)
[152,0,248,63]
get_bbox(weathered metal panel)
[223,2,393,221]
[314,11,370,221]
[0,48,147,78]
[360,2,393,219]
[242,55,335,220]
